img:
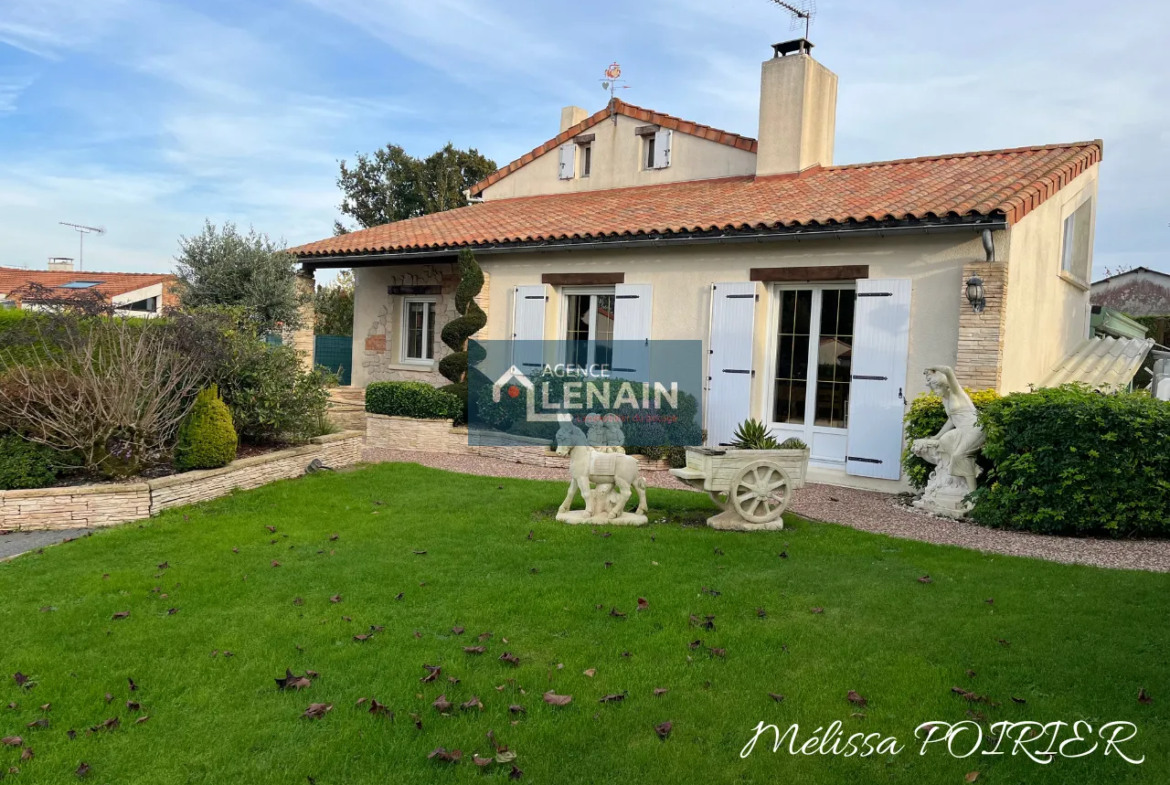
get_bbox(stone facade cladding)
[365,414,669,472]
[327,387,368,432]
[954,261,1008,391]
[0,432,363,532]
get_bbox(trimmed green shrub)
[0,433,59,490]
[174,385,238,471]
[970,384,1170,536]
[438,249,488,423]
[366,381,462,420]
[902,388,1000,490]
[631,445,688,469]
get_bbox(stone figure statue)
[910,366,986,518]
[584,412,626,453]
[554,422,647,525]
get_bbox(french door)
[769,285,856,465]
[563,287,615,369]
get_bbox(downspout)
[981,228,995,262]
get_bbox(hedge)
[970,385,1170,536]
[0,433,59,490]
[902,388,1000,490]
[366,381,463,420]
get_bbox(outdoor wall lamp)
[966,275,986,313]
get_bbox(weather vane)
[600,62,630,123]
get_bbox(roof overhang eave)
[298,215,1009,270]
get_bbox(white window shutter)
[558,144,575,180]
[707,282,756,447]
[845,278,912,480]
[512,285,548,372]
[611,284,652,381]
[653,129,672,168]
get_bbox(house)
[0,258,176,317]
[291,39,1114,490]
[1091,266,1170,346]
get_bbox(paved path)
[0,529,94,561]
[363,447,1170,574]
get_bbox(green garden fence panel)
[314,334,352,386]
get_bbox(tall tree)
[174,220,308,332]
[335,143,496,233]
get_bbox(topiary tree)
[174,385,238,471]
[438,250,487,422]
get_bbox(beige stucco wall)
[478,234,987,422]
[479,113,758,200]
[1000,164,1098,392]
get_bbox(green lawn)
[0,463,1166,784]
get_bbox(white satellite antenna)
[59,221,106,272]
[765,0,816,40]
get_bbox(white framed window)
[401,297,437,363]
[562,286,615,369]
[579,143,592,177]
[643,136,656,170]
[1060,197,1093,284]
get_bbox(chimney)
[755,39,838,177]
[560,106,588,133]
[47,257,74,273]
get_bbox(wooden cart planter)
[670,447,809,531]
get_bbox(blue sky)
[1,0,1167,282]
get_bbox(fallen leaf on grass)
[39,703,50,712]
[985,598,994,605]
[76,762,90,777]
[461,696,483,711]
[271,561,281,568]
[768,693,785,702]
[353,634,372,642]
[609,608,626,618]
[654,688,668,697]
[583,669,596,678]
[966,669,977,678]
[104,693,113,704]
[997,639,1011,647]
[410,713,422,729]
[965,770,980,782]
[412,550,427,556]
[421,666,441,683]
[473,754,493,767]
[636,598,650,611]
[917,575,933,584]
[433,695,453,713]
[26,718,48,729]
[1138,688,1153,704]
[757,608,767,618]
[0,737,20,747]
[810,607,824,614]
[265,526,277,533]
[126,701,140,711]
[135,716,149,725]
[330,595,342,603]
[1010,696,1027,704]
[778,551,788,559]
[275,669,312,691]
[128,677,138,691]
[952,687,987,703]
[510,764,523,779]
[452,626,464,635]
[166,608,179,615]
[112,611,130,620]
[543,691,572,706]
[20,747,33,761]
[301,703,332,720]
[509,705,525,714]
[846,690,867,707]
[427,747,461,762]
[499,653,520,667]
[655,721,673,739]
[329,534,339,541]
[477,632,492,642]
[464,646,486,655]
[598,693,626,704]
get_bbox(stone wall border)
[0,431,364,532]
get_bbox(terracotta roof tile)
[293,141,1102,259]
[0,268,174,301]
[468,99,759,195]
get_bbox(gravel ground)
[363,447,1170,573]
[0,528,94,561]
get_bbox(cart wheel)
[707,491,729,510]
[729,461,791,524]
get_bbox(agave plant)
[728,418,780,450]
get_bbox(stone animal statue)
[555,422,647,520]
[910,366,986,516]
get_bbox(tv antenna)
[59,221,106,272]
[766,0,816,40]
[600,62,631,123]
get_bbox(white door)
[512,285,548,373]
[768,285,856,464]
[707,282,757,447]
[611,283,652,381]
[845,278,911,480]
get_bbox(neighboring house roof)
[469,99,759,196]
[0,268,173,302]
[1043,335,1155,391]
[293,140,1102,260]
[1091,267,1170,317]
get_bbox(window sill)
[1058,271,1090,291]
[389,360,437,372]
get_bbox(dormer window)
[635,125,672,170]
[580,143,592,177]
[644,136,656,170]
